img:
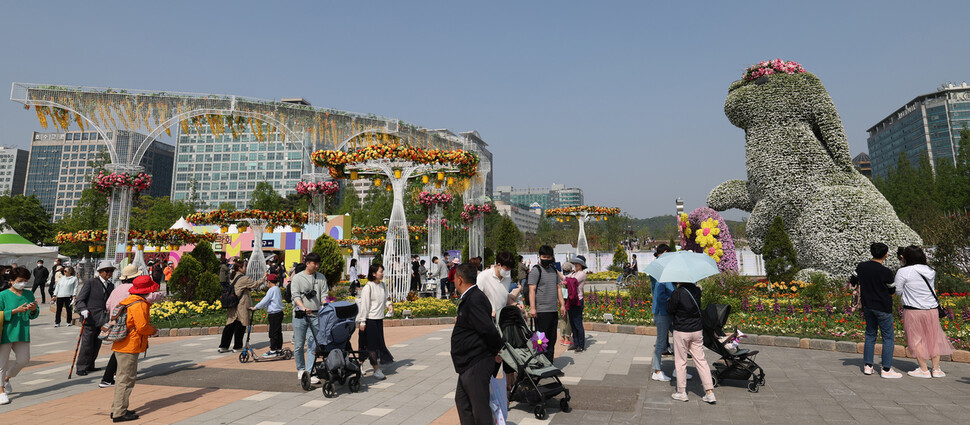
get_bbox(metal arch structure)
[11,82,470,264]
[462,140,491,260]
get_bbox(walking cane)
[68,318,86,379]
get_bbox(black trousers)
[440,279,453,299]
[268,312,283,351]
[102,353,118,383]
[55,297,73,324]
[535,312,559,364]
[220,320,246,350]
[31,282,47,303]
[455,356,495,425]
[76,321,103,372]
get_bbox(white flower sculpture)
[708,62,922,278]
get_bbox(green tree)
[336,184,361,215]
[217,202,237,211]
[279,193,309,213]
[610,244,628,272]
[249,181,284,211]
[487,215,523,258]
[189,241,220,274]
[762,216,800,282]
[187,178,208,211]
[167,254,221,302]
[0,194,53,244]
[130,196,196,231]
[311,234,346,285]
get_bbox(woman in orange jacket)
[109,275,158,423]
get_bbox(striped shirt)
[527,265,561,313]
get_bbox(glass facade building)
[24,131,174,220]
[867,83,970,179]
[494,183,584,211]
[170,124,304,209]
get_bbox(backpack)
[98,299,146,342]
[220,275,243,309]
[523,265,560,307]
[283,282,293,303]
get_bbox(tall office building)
[0,147,29,195]
[494,183,584,211]
[24,130,174,221]
[867,82,970,178]
[170,124,304,209]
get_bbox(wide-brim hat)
[120,264,140,280]
[570,255,587,269]
[130,275,159,295]
[96,260,116,272]
[452,258,461,264]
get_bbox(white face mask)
[500,269,511,279]
[13,281,26,290]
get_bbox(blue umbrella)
[642,251,719,284]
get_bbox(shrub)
[189,241,219,274]
[700,272,752,311]
[627,282,652,303]
[609,245,628,272]
[195,270,222,302]
[311,234,346,285]
[168,255,219,302]
[763,217,800,282]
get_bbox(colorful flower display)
[91,171,152,195]
[185,209,309,227]
[352,225,426,237]
[461,203,495,223]
[742,59,806,82]
[310,143,480,179]
[417,191,453,207]
[713,61,921,278]
[678,207,738,272]
[54,229,218,246]
[337,238,386,248]
[295,180,339,197]
[544,206,620,217]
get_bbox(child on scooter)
[250,274,284,357]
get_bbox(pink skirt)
[902,309,954,359]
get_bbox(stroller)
[498,306,571,420]
[702,304,766,392]
[301,301,363,397]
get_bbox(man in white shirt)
[476,252,517,321]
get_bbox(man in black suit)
[32,259,50,303]
[74,260,116,376]
[450,263,503,425]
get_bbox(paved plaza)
[1,309,970,424]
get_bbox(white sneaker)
[907,369,932,378]
[672,370,693,380]
[310,376,321,385]
[702,393,716,404]
[881,368,902,379]
[671,392,688,402]
[932,368,946,378]
[53,323,59,328]
[297,370,306,380]
[651,371,671,382]
[373,369,386,380]
[0,392,9,405]
[4,380,11,394]
[863,365,873,375]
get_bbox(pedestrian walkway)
[2,309,970,424]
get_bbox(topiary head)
[725,62,831,130]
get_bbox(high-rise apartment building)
[24,131,174,220]
[494,183,584,211]
[867,82,970,178]
[0,147,29,195]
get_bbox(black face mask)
[540,259,554,268]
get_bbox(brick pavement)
[3,308,970,424]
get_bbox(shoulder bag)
[917,273,946,319]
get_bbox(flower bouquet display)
[460,203,495,223]
[678,207,738,273]
[91,171,152,195]
[545,205,620,221]
[742,59,805,81]
[310,143,480,179]
[295,180,339,197]
[417,191,453,208]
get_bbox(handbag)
[489,373,508,425]
[917,273,946,319]
[49,303,56,313]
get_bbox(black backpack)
[220,275,242,309]
[523,265,559,307]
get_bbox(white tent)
[0,218,59,265]
[170,216,193,231]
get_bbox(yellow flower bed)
[343,296,458,318]
[149,300,223,320]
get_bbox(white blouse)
[356,281,389,322]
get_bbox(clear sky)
[1,1,967,219]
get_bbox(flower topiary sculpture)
[708,60,921,278]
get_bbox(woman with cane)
[0,267,40,405]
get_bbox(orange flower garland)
[544,206,621,217]
[185,209,309,227]
[310,144,479,179]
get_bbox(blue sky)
[1,1,967,219]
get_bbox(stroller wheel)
[560,398,571,413]
[534,405,547,420]
[348,377,361,393]
[711,372,720,388]
[300,371,313,391]
[283,348,294,360]
[238,351,250,363]
[747,381,760,393]
[323,382,337,398]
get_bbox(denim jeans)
[653,313,671,371]
[863,308,894,368]
[293,314,318,372]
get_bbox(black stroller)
[702,304,766,392]
[498,305,571,420]
[301,301,363,397]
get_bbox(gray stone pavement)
[6,315,970,424]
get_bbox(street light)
[676,198,684,216]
